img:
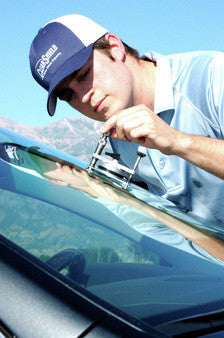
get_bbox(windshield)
[0,137,224,333]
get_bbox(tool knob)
[105,152,120,161]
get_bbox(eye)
[57,88,74,102]
[78,68,90,82]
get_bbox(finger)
[129,125,154,146]
[100,114,119,134]
[56,162,62,169]
[109,128,129,141]
[100,105,147,133]
[64,165,76,173]
[114,115,150,141]
[109,111,148,140]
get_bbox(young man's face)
[54,48,135,122]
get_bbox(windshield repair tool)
[87,131,110,175]
[123,148,146,189]
[88,132,146,190]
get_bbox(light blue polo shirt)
[110,51,224,223]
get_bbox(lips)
[94,96,107,113]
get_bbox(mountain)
[0,116,112,162]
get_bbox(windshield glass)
[0,139,224,332]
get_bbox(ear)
[104,33,126,62]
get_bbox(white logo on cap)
[35,44,61,80]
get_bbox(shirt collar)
[144,51,174,115]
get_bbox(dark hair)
[93,35,140,60]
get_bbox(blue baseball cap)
[29,14,108,116]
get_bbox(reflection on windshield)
[0,142,224,263]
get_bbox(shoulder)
[167,51,224,92]
[168,51,224,64]
[169,51,224,77]
[170,52,224,131]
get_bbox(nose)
[80,87,95,104]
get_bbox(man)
[30,14,224,223]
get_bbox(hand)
[100,104,180,155]
[101,104,224,179]
[44,163,130,200]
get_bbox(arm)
[174,132,224,179]
[100,104,224,179]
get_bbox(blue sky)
[1,0,224,126]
